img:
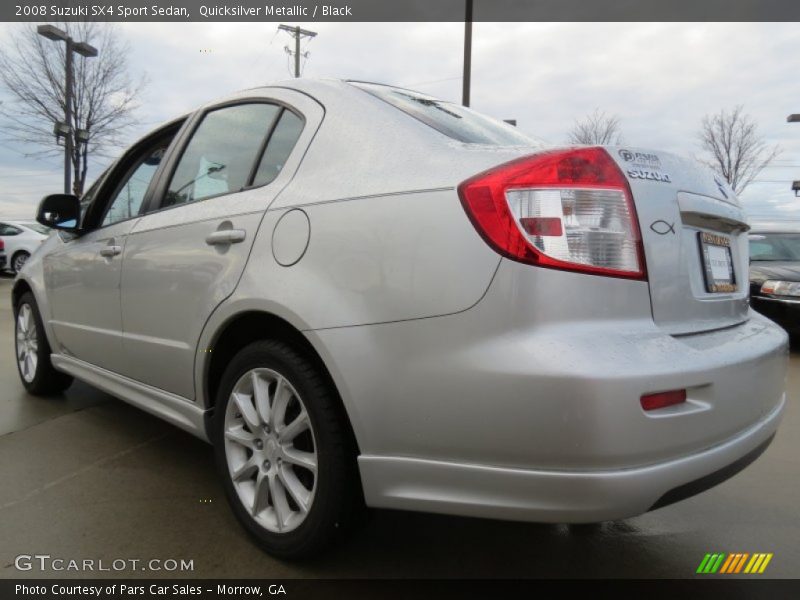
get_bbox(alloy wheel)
[12,253,29,273]
[16,303,39,383]
[223,368,318,534]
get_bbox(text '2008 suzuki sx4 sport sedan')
[14,80,787,558]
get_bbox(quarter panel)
[236,189,501,331]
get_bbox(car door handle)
[205,229,246,246]
[99,244,122,257]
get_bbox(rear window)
[351,81,538,146]
[20,222,50,235]
[749,233,800,262]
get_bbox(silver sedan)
[13,79,787,558]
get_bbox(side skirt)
[51,353,210,443]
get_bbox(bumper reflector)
[641,389,687,411]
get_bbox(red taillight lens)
[0,239,4,250]
[457,147,646,279]
[640,389,687,411]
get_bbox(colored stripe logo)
[696,553,773,574]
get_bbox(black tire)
[14,291,73,395]
[11,251,30,274]
[213,339,361,558]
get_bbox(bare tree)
[0,23,145,195]
[698,105,780,195]
[568,109,624,145]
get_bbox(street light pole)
[37,25,97,195]
[64,38,73,195]
[462,0,473,107]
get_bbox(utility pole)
[462,0,473,107]
[37,25,97,195]
[277,24,317,78]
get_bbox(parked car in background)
[0,220,50,273]
[12,79,788,558]
[749,223,800,336]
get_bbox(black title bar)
[6,0,800,22]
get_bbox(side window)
[0,224,22,236]
[163,103,281,208]
[252,110,304,187]
[102,142,170,226]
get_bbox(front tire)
[213,340,360,558]
[14,292,73,395]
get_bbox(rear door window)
[252,110,304,187]
[163,103,281,208]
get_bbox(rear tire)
[213,339,361,558]
[11,251,30,274]
[14,292,73,395]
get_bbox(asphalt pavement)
[0,273,798,579]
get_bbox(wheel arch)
[11,278,32,310]
[201,309,361,454]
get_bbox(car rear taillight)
[458,147,646,279]
[0,239,4,250]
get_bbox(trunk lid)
[608,147,749,335]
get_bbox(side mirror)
[36,194,81,232]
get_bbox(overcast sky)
[1,21,798,221]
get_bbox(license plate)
[699,232,736,293]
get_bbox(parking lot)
[0,272,798,579]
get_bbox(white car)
[0,220,49,273]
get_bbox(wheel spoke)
[282,447,317,473]
[278,466,311,514]
[251,371,271,426]
[268,472,291,531]
[278,410,309,443]
[224,425,256,449]
[232,392,261,431]
[17,312,27,336]
[22,306,31,332]
[251,471,269,516]
[231,456,258,482]
[270,376,290,428]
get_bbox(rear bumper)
[751,295,800,334]
[359,395,784,523]
[312,263,789,522]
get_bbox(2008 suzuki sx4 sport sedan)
[14,79,787,558]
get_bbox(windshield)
[749,233,800,261]
[350,81,540,146]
